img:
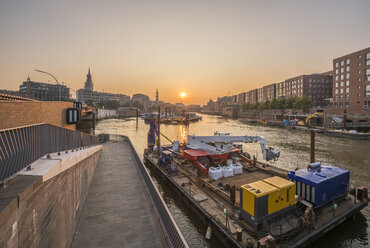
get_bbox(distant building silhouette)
[155,88,159,101]
[76,68,130,105]
[19,76,69,101]
[84,67,94,91]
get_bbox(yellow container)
[241,181,278,217]
[263,176,295,213]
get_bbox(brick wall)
[0,150,101,248]
[0,101,75,130]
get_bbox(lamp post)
[35,69,63,101]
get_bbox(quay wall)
[0,101,75,130]
[0,149,101,248]
[97,109,117,119]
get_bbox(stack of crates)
[288,164,349,207]
[240,176,295,228]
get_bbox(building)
[19,77,69,101]
[332,47,370,114]
[262,84,276,102]
[275,81,285,99]
[76,68,130,105]
[131,93,151,109]
[246,89,258,104]
[237,92,246,105]
[284,74,332,107]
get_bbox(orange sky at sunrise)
[0,0,369,105]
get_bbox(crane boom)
[187,134,280,161]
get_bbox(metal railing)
[124,136,189,248]
[0,123,99,185]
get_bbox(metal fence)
[124,136,189,248]
[0,123,99,184]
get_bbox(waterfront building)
[19,77,69,101]
[132,93,151,109]
[262,84,276,102]
[76,68,130,105]
[237,92,246,105]
[332,47,370,114]
[275,81,285,99]
[247,89,258,104]
[284,73,332,107]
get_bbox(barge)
[143,120,368,247]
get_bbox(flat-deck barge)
[143,151,368,248]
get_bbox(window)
[345,88,349,93]
[335,96,338,101]
[345,102,349,107]
[341,75,344,80]
[365,101,370,108]
[340,102,343,107]
[346,80,349,86]
[335,69,339,74]
[340,89,344,94]
[335,89,338,94]
[346,74,350,79]
[341,82,344,87]
[341,68,344,73]
[345,95,349,100]
[346,59,350,65]
[367,53,370,59]
[367,69,370,81]
[335,76,338,81]
[340,96,343,100]
[341,61,344,66]
[335,82,338,88]
[367,60,370,66]
[335,62,339,68]
[366,85,370,97]
[309,78,312,83]
[346,66,350,72]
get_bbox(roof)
[288,165,349,185]
[263,176,294,189]
[241,181,277,198]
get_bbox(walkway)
[71,140,168,248]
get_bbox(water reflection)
[95,114,369,248]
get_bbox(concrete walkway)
[71,141,167,248]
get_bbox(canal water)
[93,114,369,248]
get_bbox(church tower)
[84,67,94,91]
[155,88,159,101]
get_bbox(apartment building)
[332,47,370,114]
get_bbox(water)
[94,114,370,248]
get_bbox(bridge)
[0,93,35,102]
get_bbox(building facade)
[76,69,130,105]
[19,77,69,101]
[332,47,370,114]
[284,74,332,107]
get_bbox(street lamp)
[35,69,63,101]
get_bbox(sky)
[0,0,369,105]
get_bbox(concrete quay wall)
[0,148,101,248]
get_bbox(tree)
[284,96,296,109]
[301,95,313,113]
[270,98,278,110]
[277,98,286,110]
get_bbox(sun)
[180,92,187,98]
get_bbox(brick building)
[19,77,70,101]
[247,89,258,104]
[262,84,276,102]
[284,74,332,107]
[332,47,370,114]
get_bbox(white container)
[232,163,243,175]
[222,165,234,178]
[226,159,233,166]
[208,167,223,181]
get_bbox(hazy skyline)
[0,0,369,105]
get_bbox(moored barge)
[143,126,368,247]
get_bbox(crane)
[186,133,280,162]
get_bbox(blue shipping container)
[288,164,349,207]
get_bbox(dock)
[71,137,188,248]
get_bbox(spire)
[84,67,93,91]
[156,88,159,101]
